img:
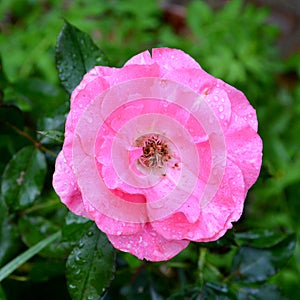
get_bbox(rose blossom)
[53,48,262,261]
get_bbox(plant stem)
[6,121,57,157]
[198,247,207,287]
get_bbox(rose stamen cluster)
[137,135,171,169]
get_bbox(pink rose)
[53,48,262,261]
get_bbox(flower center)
[135,135,171,169]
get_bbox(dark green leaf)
[29,260,66,282]
[18,215,71,258]
[198,229,237,250]
[231,233,296,283]
[168,286,201,300]
[66,224,116,300]
[61,212,92,243]
[0,104,24,133]
[0,56,8,99]
[56,21,108,94]
[0,231,61,282]
[200,282,236,300]
[0,199,20,267]
[1,146,47,211]
[0,285,7,300]
[237,284,287,300]
[235,229,286,248]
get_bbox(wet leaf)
[66,224,116,300]
[231,233,296,283]
[235,229,286,248]
[61,212,92,243]
[200,282,236,300]
[237,284,287,300]
[56,21,108,94]
[1,146,47,211]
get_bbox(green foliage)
[0,0,299,299]
[1,146,47,211]
[56,21,108,94]
[66,224,116,300]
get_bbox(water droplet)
[160,79,167,88]
[78,241,84,248]
[74,269,81,276]
[75,255,81,262]
[69,284,76,290]
[218,106,224,112]
[87,231,94,237]
[220,114,224,120]
[187,232,194,238]
[87,117,93,123]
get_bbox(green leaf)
[0,56,8,96]
[200,282,236,300]
[0,104,24,134]
[0,231,61,282]
[56,21,108,94]
[0,285,7,300]
[29,260,66,282]
[237,284,288,300]
[66,224,116,300]
[1,146,47,211]
[18,215,72,258]
[198,229,237,250]
[0,212,20,267]
[37,130,64,144]
[231,233,296,283]
[61,212,92,243]
[168,286,201,300]
[235,229,287,248]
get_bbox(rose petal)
[107,223,189,261]
[151,160,245,241]
[53,151,90,218]
[226,116,263,189]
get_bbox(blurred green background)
[1,0,300,299]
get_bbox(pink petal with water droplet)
[151,160,245,241]
[53,151,91,218]
[107,223,189,261]
[226,116,263,189]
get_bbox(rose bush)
[53,48,262,261]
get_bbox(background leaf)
[237,284,288,300]
[55,21,108,94]
[231,233,296,283]
[1,145,47,212]
[0,198,20,267]
[66,224,116,300]
[18,214,72,258]
[61,212,92,243]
